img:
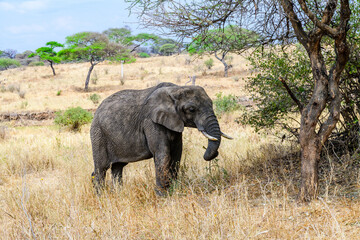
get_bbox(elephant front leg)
[154,153,173,196]
[169,134,182,181]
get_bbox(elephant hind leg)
[111,162,128,186]
[91,123,110,194]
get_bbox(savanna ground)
[0,54,359,239]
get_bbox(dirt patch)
[0,110,56,122]
[0,109,96,125]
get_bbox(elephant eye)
[188,107,196,113]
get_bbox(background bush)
[0,58,21,70]
[54,107,93,131]
[204,58,214,69]
[139,52,150,58]
[213,92,241,116]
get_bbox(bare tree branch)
[297,0,338,37]
[280,0,309,49]
[279,76,304,113]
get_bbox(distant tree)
[104,28,159,53]
[103,27,132,45]
[28,41,64,75]
[2,49,18,59]
[159,43,178,56]
[59,32,132,90]
[0,58,21,70]
[151,38,177,54]
[127,33,159,53]
[188,26,258,77]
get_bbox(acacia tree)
[244,0,360,172]
[29,41,64,75]
[188,26,258,77]
[104,28,159,53]
[281,0,351,201]
[103,27,132,45]
[59,32,131,90]
[126,33,160,53]
[128,0,352,201]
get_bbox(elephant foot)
[154,186,169,197]
[92,172,105,195]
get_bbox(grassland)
[0,54,359,239]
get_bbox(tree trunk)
[299,132,321,201]
[85,61,96,91]
[280,0,351,202]
[297,48,330,201]
[223,61,229,77]
[49,61,56,76]
[214,51,229,77]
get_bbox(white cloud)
[20,0,48,11]
[6,24,46,34]
[53,16,75,30]
[0,2,15,11]
[0,0,48,13]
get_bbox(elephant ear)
[148,88,184,133]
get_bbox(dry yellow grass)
[0,54,249,112]
[1,54,360,239]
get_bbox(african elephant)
[90,82,232,195]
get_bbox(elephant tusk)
[221,132,233,140]
[201,131,218,141]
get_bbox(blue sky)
[0,0,145,53]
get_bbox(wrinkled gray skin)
[90,82,222,195]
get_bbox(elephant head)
[146,85,232,161]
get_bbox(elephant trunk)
[202,115,221,161]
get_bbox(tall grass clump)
[89,93,101,104]
[204,58,214,69]
[0,126,7,141]
[54,107,93,131]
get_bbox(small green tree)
[0,58,21,70]
[29,41,64,75]
[59,32,133,90]
[188,26,258,77]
